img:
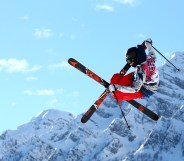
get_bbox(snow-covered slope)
[0,52,184,161]
[124,52,184,161]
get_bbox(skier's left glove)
[145,38,152,45]
[145,38,153,51]
[142,38,153,50]
[108,84,117,93]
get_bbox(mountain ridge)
[0,52,184,161]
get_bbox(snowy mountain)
[0,52,184,161]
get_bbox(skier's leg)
[113,90,144,102]
[110,72,134,86]
[110,73,144,102]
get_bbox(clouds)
[24,89,56,96]
[96,4,114,12]
[18,15,29,21]
[48,61,71,70]
[114,0,138,6]
[0,58,72,74]
[0,58,41,73]
[138,34,146,39]
[96,0,139,12]
[26,76,38,81]
[23,88,80,99]
[34,29,53,39]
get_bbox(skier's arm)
[120,63,131,75]
[142,38,156,59]
[145,40,156,59]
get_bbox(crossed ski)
[68,58,159,123]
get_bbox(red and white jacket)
[115,45,159,97]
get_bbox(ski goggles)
[126,58,135,64]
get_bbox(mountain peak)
[32,109,74,123]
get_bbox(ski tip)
[68,58,75,62]
[68,58,78,66]
[68,58,73,63]
[151,113,159,121]
[81,117,87,124]
[154,115,160,121]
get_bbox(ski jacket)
[115,45,159,97]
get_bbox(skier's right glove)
[108,84,117,93]
[120,69,126,75]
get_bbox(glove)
[145,38,152,45]
[145,38,153,51]
[142,38,153,50]
[108,84,117,93]
[120,69,126,75]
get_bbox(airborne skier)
[108,39,160,102]
[68,56,159,123]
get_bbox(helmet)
[125,47,137,67]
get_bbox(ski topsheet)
[68,58,159,123]
[68,58,109,88]
[81,89,108,123]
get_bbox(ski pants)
[110,72,144,102]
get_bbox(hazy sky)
[0,0,183,133]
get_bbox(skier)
[108,38,159,102]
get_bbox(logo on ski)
[85,109,92,116]
[138,106,145,112]
[95,90,108,108]
[86,69,102,84]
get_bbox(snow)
[0,51,184,161]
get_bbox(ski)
[68,58,109,88]
[120,63,131,75]
[81,89,108,123]
[68,58,159,122]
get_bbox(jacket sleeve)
[136,45,147,65]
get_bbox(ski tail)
[128,100,159,121]
[81,106,96,123]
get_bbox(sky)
[0,0,184,134]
